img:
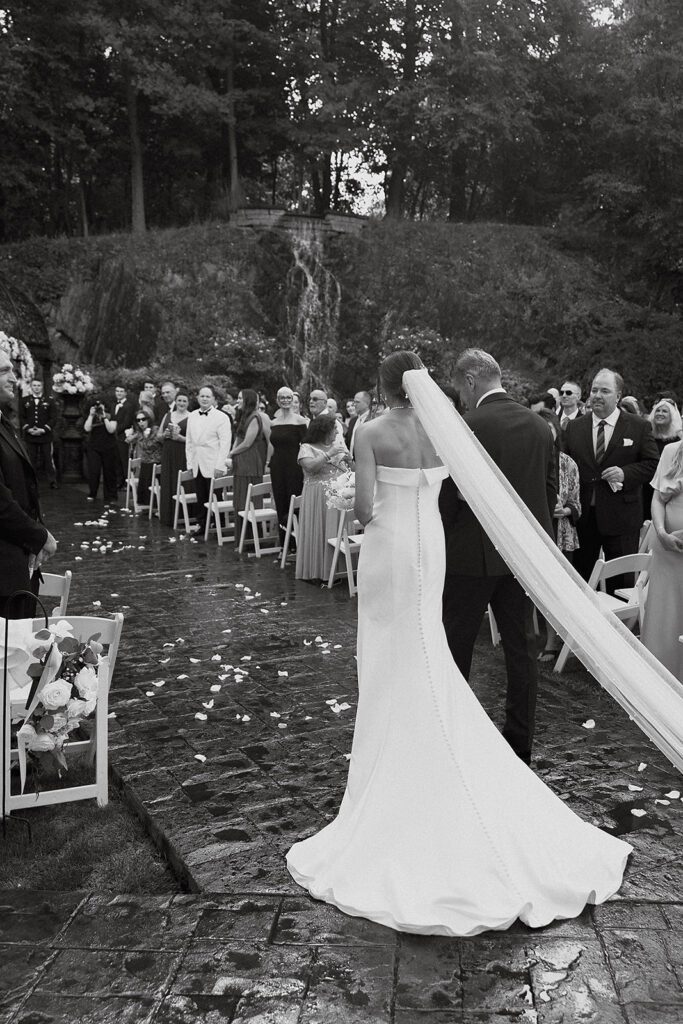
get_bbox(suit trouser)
[443,572,538,764]
[574,506,640,594]
[86,446,119,501]
[194,470,211,530]
[116,438,129,487]
[26,441,56,484]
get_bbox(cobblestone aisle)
[2,487,682,1024]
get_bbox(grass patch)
[0,765,179,893]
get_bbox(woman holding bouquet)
[159,392,190,527]
[295,415,351,582]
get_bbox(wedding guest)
[185,385,232,534]
[296,415,351,582]
[565,368,659,593]
[127,410,163,507]
[292,392,307,420]
[156,380,178,423]
[346,390,372,457]
[558,381,583,431]
[159,393,190,527]
[228,389,268,515]
[644,399,683,519]
[269,386,308,545]
[83,396,118,503]
[309,388,344,443]
[529,392,556,413]
[343,399,356,429]
[19,378,58,488]
[536,409,582,662]
[0,349,57,618]
[111,384,137,488]
[620,396,644,417]
[138,385,155,421]
[641,439,683,682]
[547,386,561,414]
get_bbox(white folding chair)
[4,613,124,815]
[326,510,364,596]
[38,570,72,616]
[614,522,655,602]
[147,463,161,520]
[554,552,653,673]
[124,456,141,512]
[204,474,235,544]
[173,469,198,532]
[237,481,280,557]
[279,494,301,568]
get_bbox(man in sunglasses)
[558,381,583,431]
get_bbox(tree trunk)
[125,69,146,235]
[384,0,419,220]
[78,178,89,238]
[226,41,245,211]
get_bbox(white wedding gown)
[286,464,631,936]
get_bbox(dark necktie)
[595,420,607,463]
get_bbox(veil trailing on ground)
[404,368,683,775]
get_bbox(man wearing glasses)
[558,381,583,431]
[309,388,344,443]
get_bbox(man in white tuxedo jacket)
[185,385,232,533]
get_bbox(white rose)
[18,723,56,752]
[40,679,73,711]
[74,666,98,699]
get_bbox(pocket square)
[623,438,634,447]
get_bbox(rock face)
[0,274,51,367]
[51,256,162,367]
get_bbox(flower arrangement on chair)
[323,471,356,511]
[52,363,95,395]
[14,620,103,785]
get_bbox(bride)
[286,351,632,937]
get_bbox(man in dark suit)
[19,379,58,488]
[0,350,57,618]
[346,390,372,457]
[440,349,557,765]
[111,384,137,488]
[565,368,659,592]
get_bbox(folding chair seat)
[279,494,301,568]
[326,510,364,596]
[237,481,280,557]
[147,463,161,520]
[554,552,653,673]
[173,469,198,532]
[204,474,235,544]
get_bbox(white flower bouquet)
[52,363,95,395]
[13,620,104,786]
[0,330,35,395]
[324,471,356,511]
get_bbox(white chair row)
[125,457,160,519]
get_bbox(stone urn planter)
[56,394,86,480]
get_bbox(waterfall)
[286,220,341,393]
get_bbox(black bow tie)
[199,410,209,416]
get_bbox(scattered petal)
[628,784,643,792]
[92,600,102,608]
[153,680,165,688]
[582,719,595,729]
[278,671,289,678]
[177,674,189,680]
[241,715,251,722]
[333,644,342,649]
[194,712,208,721]
[185,573,193,578]
[241,656,252,662]
[211,654,221,662]
[210,684,222,693]
[270,712,281,718]
[343,753,351,761]
[159,658,170,664]
[176,638,185,644]
[145,691,155,697]
[303,640,312,646]
[304,716,312,721]
[325,699,338,705]
[665,790,680,799]
[539,992,551,1004]
[280,602,288,606]
[278,722,287,729]
[631,808,647,817]
[655,799,670,806]
[163,642,175,648]
[260,609,269,614]
[189,658,201,664]
[222,629,232,633]
[637,763,647,772]
[245,595,255,601]
[110,593,119,598]
[315,635,323,642]
[202,699,215,710]
[194,754,207,763]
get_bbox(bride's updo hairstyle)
[380,350,424,402]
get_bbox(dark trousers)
[116,438,129,488]
[0,574,39,619]
[443,573,538,764]
[86,446,119,502]
[194,470,211,530]
[574,506,640,594]
[27,441,56,484]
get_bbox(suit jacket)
[20,395,57,438]
[564,410,659,536]
[439,393,557,576]
[185,407,232,477]
[0,415,48,597]
[110,397,137,438]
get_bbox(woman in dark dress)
[229,389,268,514]
[159,392,190,527]
[269,386,308,544]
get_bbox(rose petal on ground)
[222,629,232,633]
[304,716,312,721]
[315,635,322,642]
[242,715,251,722]
[278,671,289,678]
[92,601,102,608]
[270,712,281,718]
[194,754,207,763]
[194,712,208,721]
[145,691,155,697]
[159,658,170,664]
[110,593,119,597]
[325,699,338,705]
[177,674,189,680]
[665,790,680,799]
[344,753,351,761]
[637,763,647,772]
[211,654,221,662]
[210,684,221,693]
[655,799,670,806]
[333,644,342,649]
[628,784,643,792]
[202,700,214,710]
[153,681,165,687]
[303,640,312,646]
[241,655,252,662]
[631,808,647,817]
[582,719,595,729]
[189,658,201,664]
[278,723,287,729]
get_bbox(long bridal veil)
[404,368,683,774]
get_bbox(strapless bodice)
[375,465,449,487]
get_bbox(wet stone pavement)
[2,485,683,1024]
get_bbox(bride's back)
[364,409,442,470]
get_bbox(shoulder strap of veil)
[404,368,683,775]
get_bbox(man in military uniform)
[20,378,58,488]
